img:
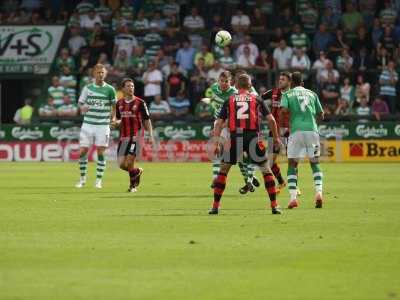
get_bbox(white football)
[215,30,232,47]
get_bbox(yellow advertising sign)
[322,140,400,162]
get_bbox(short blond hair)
[94,64,107,72]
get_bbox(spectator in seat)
[176,39,196,73]
[312,51,329,84]
[371,96,390,120]
[113,23,138,61]
[183,7,205,48]
[166,62,186,101]
[335,77,355,115]
[190,57,208,103]
[111,49,131,77]
[207,60,225,84]
[195,44,215,69]
[298,2,318,34]
[236,35,259,62]
[59,66,77,102]
[68,25,87,57]
[321,71,340,115]
[231,8,251,33]
[379,60,398,114]
[250,7,266,33]
[56,48,76,73]
[169,90,191,117]
[352,26,373,52]
[219,46,236,70]
[163,27,181,58]
[320,6,340,31]
[131,45,149,79]
[48,76,65,107]
[269,27,285,51]
[353,46,373,73]
[255,49,272,71]
[329,29,350,60]
[237,45,256,69]
[273,39,293,71]
[57,95,78,117]
[152,10,167,31]
[371,17,384,47]
[341,3,363,40]
[88,23,109,60]
[14,98,33,125]
[143,22,164,62]
[149,95,171,120]
[335,47,353,74]
[380,26,396,53]
[312,23,333,57]
[132,9,149,35]
[320,60,339,84]
[142,60,163,104]
[356,96,371,122]
[39,97,57,117]
[290,48,311,78]
[80,8,102,32]
[355,73,371,104]
[379,0,397,27]
[290,24,310,52]
[373,46,391,71]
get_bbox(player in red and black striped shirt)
[261,72,291,192]
[210,74,282,215]
[112,78,154,192]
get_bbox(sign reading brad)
[0,26,65,74]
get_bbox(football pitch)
[0,162,399,300]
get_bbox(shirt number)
[236,102,249,119]
[298,95,310,112]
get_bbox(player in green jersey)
[206,71,259,194]
[280,72,324,208]
[76,64,117,189]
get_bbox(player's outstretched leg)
[238,162,254,194]
[310,161,323,208]
[271,161,286,193]
[76,148,88,188]
[287,159,299,208]
[259,163,281,214]
[209,164,231,214]
[95,150,106,189]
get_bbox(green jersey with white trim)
[209,82,237,119]
[78,82,117,126]
[280,86,323,133]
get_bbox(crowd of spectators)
[5,0,400,123]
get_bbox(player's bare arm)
[266,114,281,145]
[143,119,155,144]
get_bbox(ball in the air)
[215,30,232,47]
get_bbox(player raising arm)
[112,78,154,192]
[76,64,117,189]
[261,71,291,193]
[210,74,282,215]
[280,72,325,209]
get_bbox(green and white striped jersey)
[209,82,237,119]
[78,83,117,126]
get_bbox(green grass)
[0,162,399,300]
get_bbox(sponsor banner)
[0,141,212,162]
[0,26,65,74]
[322,140,400,162]
[1,122,400,141]
[1,140,400,162]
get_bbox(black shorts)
[269,129,289,154]
[222,131,267,165]
[117,139,137,157]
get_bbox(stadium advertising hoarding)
[0,123,400,161]
[0,26,65,74]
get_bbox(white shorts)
[79,123,110,148]
[287,131,320,159]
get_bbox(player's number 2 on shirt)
[298,95,311,112]
[236,101,249,119]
